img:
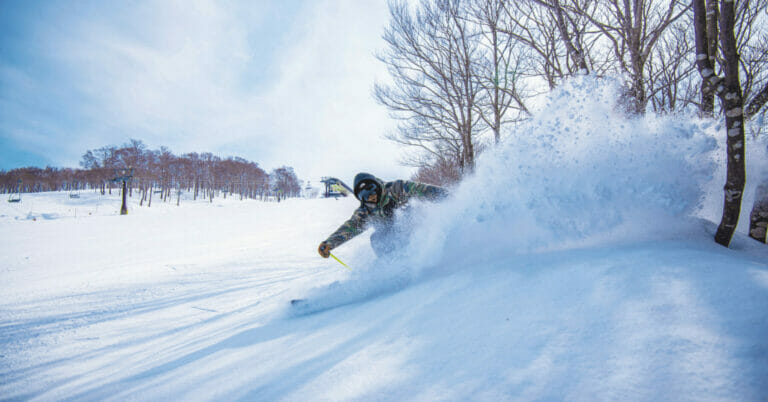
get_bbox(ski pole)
[329,253,352,271]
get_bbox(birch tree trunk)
[749,183,768,243]
[700,0,719,116]
[693,0,746,247]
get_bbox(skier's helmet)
[354,172,381,203]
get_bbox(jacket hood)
[353,172,384,203]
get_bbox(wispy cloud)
[1,0,410,182]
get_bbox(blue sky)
[0,0,410,182]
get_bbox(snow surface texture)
[2,77,768,401]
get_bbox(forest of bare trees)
[378,0,768,246]
[0,139,302,204]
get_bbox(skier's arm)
[398,180,448,201]
[322,206,370,250]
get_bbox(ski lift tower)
[112,168,134,215]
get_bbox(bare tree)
[693,0,747,247]
[739,0,768,242]
[411,155,462,186]
[156,147,174,202]
[691,0,765,118]
[749,182,768,242]
[698,0,720,116]
[2,140,284,205]
[375,0,485,175]
[495,0,606,95]
[271,167,301,200]
[470,0,531,144]
[499,1,570,90]
[535,0,596,74]
[570,0,690,114]
[646,19,698,113]
[688,0,768,245]
[735,0,768,120]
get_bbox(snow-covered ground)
[2,78,768,401]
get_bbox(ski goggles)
[356,181,379,202]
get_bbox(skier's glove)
[318,241,332,258]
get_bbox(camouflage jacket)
[324,180,447,248]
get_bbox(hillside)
[2,78,768,401]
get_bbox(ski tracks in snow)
[0,262,335,400]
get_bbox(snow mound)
[406,77,719,270]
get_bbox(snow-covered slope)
[2,78,768,401]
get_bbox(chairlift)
[320,177,353,198]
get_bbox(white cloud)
[9,0,412,183]
[52,0,267,152]
[257,0,411,183]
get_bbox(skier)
[318,172,448,259]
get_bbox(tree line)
[377,0,768,247]
[0,139,301,203]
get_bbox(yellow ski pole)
[329,252,352,271]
